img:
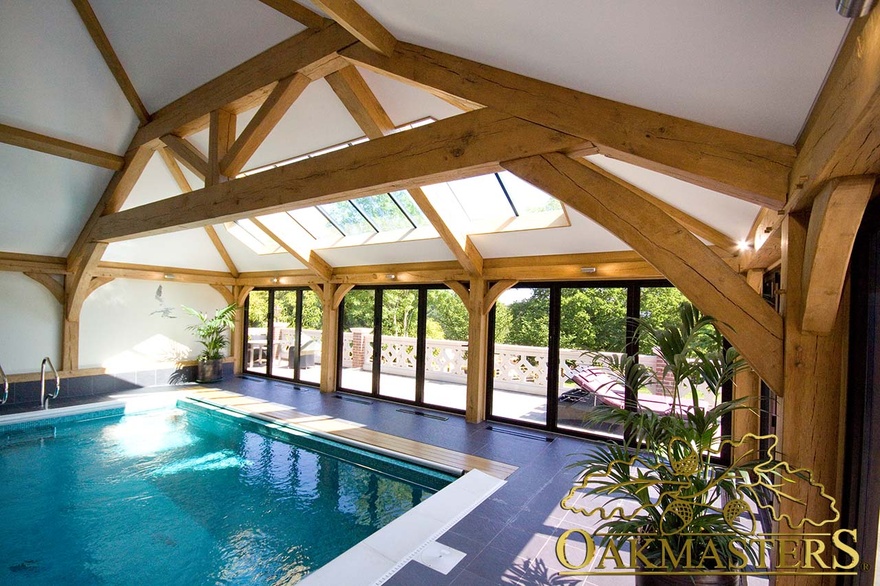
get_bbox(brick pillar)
[350,327,372,369]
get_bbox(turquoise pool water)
[0,406,454,585]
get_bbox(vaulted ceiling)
[0,1,851,274]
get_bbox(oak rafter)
[341,41,795,208]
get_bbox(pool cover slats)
[187,389,518,479]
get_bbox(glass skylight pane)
[497,171,562,214]
[224,219,283,255]
[390,191,429,227]
[446,174,514,222]
[287,208,340,240]
[317,202,376,236]
[353,194,412,232]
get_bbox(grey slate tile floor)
[212,376,620,586]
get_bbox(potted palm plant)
[563,303,763,585]
[183,303,237,383]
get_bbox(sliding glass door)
[338,286,466,413]
[244,288,323,386]
[487,281,717,440]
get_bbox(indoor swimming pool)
[0,403,456,585]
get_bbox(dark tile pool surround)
[213,377,612,586]
[1,374,617,586]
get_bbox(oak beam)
[161,134,208,180]
[801,176,876,334]
[85,276,113,298]
[158,147,193,192]
[93,109,583,242]
[342,41,795,208]
[789,6,880,211]
[504,153,784,392]
[0,123,123,170]
[326,65,395,137]
[130,24,357,148]
[443,280,469,306]
[249,217,333,280]
[207,110,236,186]
[70,0,150,123]
[24,273,64,304]
[0,252,67,274]
[221,74,311,177]
[93,262,236,285]
[483,251,662,281]
[323,64,484,275]
[258,0,329,30]
[204,225,240,278]
[410,186,482,274]
[312,0,396,57]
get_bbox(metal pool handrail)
[0,362,7,404]
[40,357,60,410]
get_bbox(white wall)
[80,279,227,371]
[0,272,63,374]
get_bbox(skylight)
[224,219,283,255]
[446,174,514,222]
[317,201,376,236]
[497,171,562,214]
[353,194,414,232]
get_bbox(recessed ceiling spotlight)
[737,240,752,252]
[386,274,397,280]
[580,267,597,274]
[163,273,175,279]
[270,277,279,284]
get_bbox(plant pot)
[636,573,742,585]
[197,358,224,383]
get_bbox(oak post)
[466,277,489,423]
[776,213,849,586]
[320,283,340,393]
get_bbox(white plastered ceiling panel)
[103,229,231,272]
[0,145,114,256]
[317,238,457,267]
[586,155,762,242]
[89,0,305,113]
[359,0,848,144]
[357,67,463,125]
[230,79,367,173]
[471,206,628,259]
[0,0,137,153]
[120,151,187,210]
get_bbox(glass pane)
[378,289,418,402]
[557,287,627,436]
[423,289,467,411]
[298,290,323,384]
[340,289,375,393]
[390,191,429,227]
[496,171,562,214]
[224,219,283,254]
[245,291,269,374]
[354,194,412,232]
[317,201,375,236]
[446,174,514,222]
[639,287,714,414]
[287,208,341,240]
[491,287,549,424]
[271,290,298,379]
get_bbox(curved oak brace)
[802,175,877,333]
[483,280,517,315]
[332,283,355,309]
[503,153,784,393]
[25,273,65,305]
[210,284,235,306]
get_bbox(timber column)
[776,213,849,586]
[320,282,340,393]
[466,277,489,423]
